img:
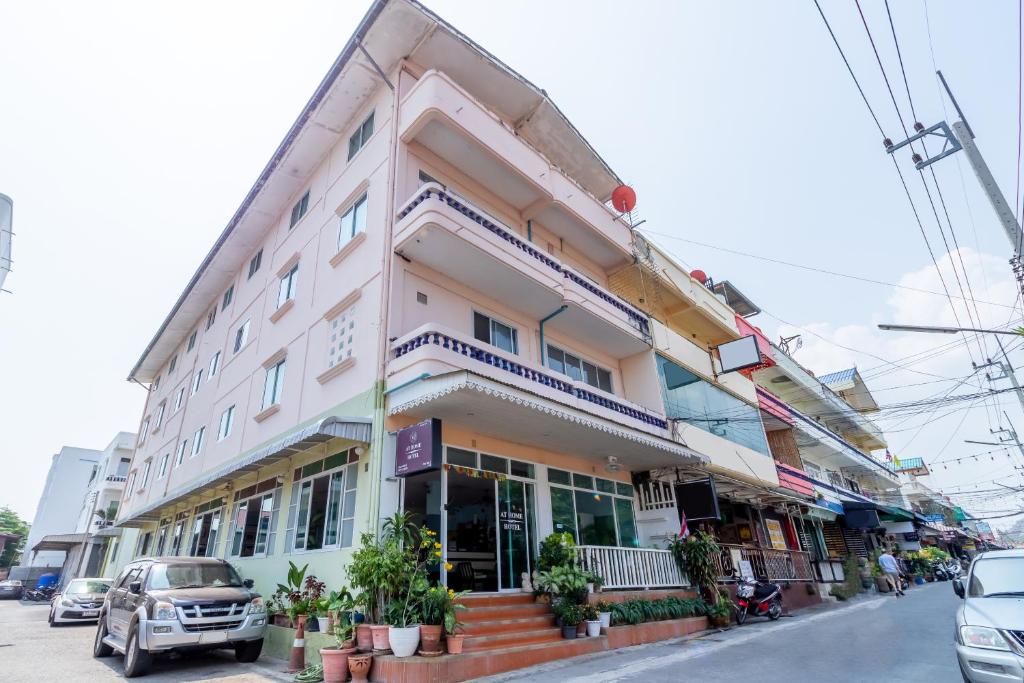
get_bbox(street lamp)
[877,323,1023,336]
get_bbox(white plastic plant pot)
[598,612,611,629]
[388,625,421,657]
[586,620,602,637]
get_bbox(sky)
[1,1,1022,531]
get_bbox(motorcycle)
[732,573,783,625]
[22,585,56,602]
[943,558,962,580]
[932,560,950,582]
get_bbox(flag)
[679,509,690,539]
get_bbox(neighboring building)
[22,446,101,569]
[71,432,137,579]
[115,0,822,600]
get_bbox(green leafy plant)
[608,597,707,625]
[535,564,590,604]
[382,511,420,549]
[918,546,951,563]
[596,600,614,613]
[559,603,584,627]
[670,532,721,604]
[347,532,408,623]
[537,532,577,572]
[829,555,865,601]
[707,596,733,624]
[582,603,599,621]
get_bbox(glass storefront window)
[547,468,571,486]
[480,454,508,474]
[447,448,476,468]
[574,490,617,546]
[656,354,770,456]
[550,487,577,538]
[548,467,639,548]
[615,497,639,547]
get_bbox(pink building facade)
[115,0,783,593]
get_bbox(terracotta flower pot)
[320,646,357,683]
[356,623,374,651]
[576,621,586,636]
[420,624,443,653]
[370,624,391,652]
[348,653,373,683]
[273,613,292,628]
[295,614,309,629]
[446,633,465,654]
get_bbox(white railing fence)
[575,545,688,590]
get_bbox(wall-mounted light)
[354,446,367,457]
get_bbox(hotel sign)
[395,418,442,477]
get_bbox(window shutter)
[284,484,299,555]
[267,487,283,556]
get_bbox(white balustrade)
[575,545,688,590]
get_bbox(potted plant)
[313,597,332,633]
[443,588,468,654]
[558,603,583,639]
[669,531,721,605]
[420,586,447,654]
[319,622,358,683]
[583,603,601,637]
[707,596,733,628]
[596,600,613,629]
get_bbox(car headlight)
[247,597,265,614]
[152,601,177,621]
[60,599,73,607]
[960,625,1011,651]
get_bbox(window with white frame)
[228,479,281,558]
[152,376,160,392]
[546,344,613,393]
[278,264,298,308]
[188,498,223,557]
[138,460,152,492]
[473,311,518,354]
[347,112,374,160]
[169,516,187,556]
[802,459,823,480]
[233,320,250,354]
[191,370,203,395]
[190,426,205,457]
[337,193,367,250]
[206,308,216,330]
[138,419,150,445]
[287,449,360,552]
[153,402,166,430]
[174,439,188,467]
[126,471,136,495]
[218,405,235,441]
[546,467,638,548]
[208,351,221,379]
[222,285,234,311]
[262,359,286,409]
[169,354,178,374]
[187,331,197,352]
[174,387,185,412]
[157,453,170,479]
[154,523,169,556]
[289,191,310,229]
[248,249,263,279]
[327,306,357,369]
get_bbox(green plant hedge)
[608,597,708,626]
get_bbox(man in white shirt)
[878,549,904,597]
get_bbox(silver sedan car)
[954,549,1024,682]
[49,578,112,626]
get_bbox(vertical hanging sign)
[395,418,442,477]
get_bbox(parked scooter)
[732,573,783,625]
[22,585,56,602]
[943,558,963,580]
[932,560,950,581]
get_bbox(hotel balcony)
[399,70,634,272]
[395,184,651,357]
[386,325,707,472]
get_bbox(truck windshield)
[147,563,243,590]
[968,558,1024,597]
[65,580,110,594]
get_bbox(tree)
[0,507,30,568]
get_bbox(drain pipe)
[527,219,533,242]
[538,305,568,364]
[383,372,432,396]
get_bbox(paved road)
[0,599,291,682]
[479,582,964,683]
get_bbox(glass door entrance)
[496,480,536,591]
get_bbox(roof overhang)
[118,416,372,526]
[129,0,622,383]
[31,534,88,553]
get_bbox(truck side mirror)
[128,581,142,594]
[243,579,254,589]
[952,579,965,599]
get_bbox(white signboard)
[717,335,761,373]
[739,560,754,581]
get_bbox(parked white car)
[49,578,112,626]
[954,549,1024,682]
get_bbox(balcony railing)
[713,544,814,582]
[393,330,668,429]
[575,546,687,590]
[397,186,651,343]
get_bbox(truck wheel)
[123,624,152,678]
[234,638,263,663]
[93,616,113,658]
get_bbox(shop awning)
[118,416,373,526]
[31,533,88,553]
[844,501,915,522]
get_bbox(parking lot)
[0,599,291,682]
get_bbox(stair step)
[460,614,555,635]
[462,627,563,652]
[461,592,537,608]
[460,603,552,622]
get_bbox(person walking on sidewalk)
[878,548,905,597]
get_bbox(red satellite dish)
[611,185,637,213]
[690,269,709,284]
